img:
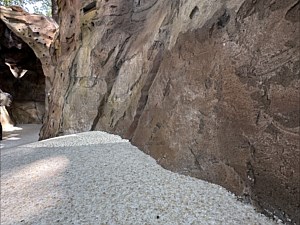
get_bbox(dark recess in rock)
[82,1,97,14]
[217,10,230,28]
[189,6,199,19]
[0,20,45,124]
[285,1,300,22]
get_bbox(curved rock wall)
[0,20,45,124]
[40,0,299,223]
[0,6,58,121]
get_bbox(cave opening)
[0,20,45,130]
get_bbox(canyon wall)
[37,0,299,223]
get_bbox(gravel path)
[0,124,41,150]
[1,131,280,225]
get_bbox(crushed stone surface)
[1,131,281,225]
[0,124,41,150]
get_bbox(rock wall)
[0,6,58,124]
[0,69,45,124]
[40,0,299,223]
[0,20,44,123]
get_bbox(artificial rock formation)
[9,0,299,223]
[0,19,44,124]
[40,0,300,223]
[0,6,58,78]
[0,6,58,123]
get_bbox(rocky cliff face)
[36,0,299,223]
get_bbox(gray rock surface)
[1,131,280,225]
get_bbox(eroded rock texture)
[40,0,299,223]
[0,6,58,77]
[0,6,58,123]
[0,20,45,123]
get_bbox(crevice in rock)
[58,50,81,134]
[115,35,131,69]
[90,66,118,131]
[125,42,164,139]
[188,146,202,171]
[217,9,230,29]
[133,0,159,13]
[91,36,131,130]
[101,47,116,67]
[90,93,108,131]
[82,1,97,14]
[162,78,171,99]
[285,0,300,22]
[189,6,199,19]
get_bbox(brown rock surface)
[0,6,58,78]
[22,0,300,223]
[0,21,44,124]
[0,6,58,123]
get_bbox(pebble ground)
[1,131,281,225]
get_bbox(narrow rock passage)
[1,132,280,225]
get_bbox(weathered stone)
[0,22,44,124]
[8,0,298,223]
[10,101,44,124]
[0,6,58,78]
[0,6,58,124]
